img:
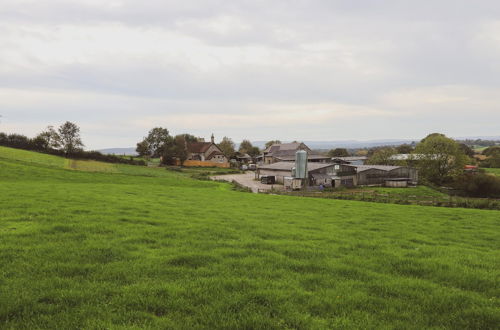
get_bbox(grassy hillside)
[1,146,499,329]
[484,168,500,176]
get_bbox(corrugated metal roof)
[275,154,330,161]
[332,156,368,161]
[263,142,311,156]
[351,165,402,172]
[258,161,334,171]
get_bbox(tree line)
[0,122,145,165]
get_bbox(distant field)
[484,168,500,176]
[1,146,499,329]
[473,146,488,153]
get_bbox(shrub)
[454,173,500,198]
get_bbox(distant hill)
[251,140,417,150]
[98,147,137,156]
[101,136,500,155]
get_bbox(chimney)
[211,134,215,144]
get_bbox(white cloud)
[1,1,500,148]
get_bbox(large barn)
[257,162,418,188]
[257,162,357,187]
[343,165,418,186]
[261,142,330,164]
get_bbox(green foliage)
[481,147,500,168]
[365,147,397,165]
[239,140,260,158]
[135,140,150,158]
[34,126,60,150]
[454,173,500,198]
[265,140,281,149]
[0,147,499,328]
[459,143,475,158]
[328,148,349,157]
[483,146,500,156]
[238,139,253,153]
[396,144,414,154]
[57,121,84,155]
[218,136,236,159]
[140,127,171,158]
[415,133,467,185]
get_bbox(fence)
[262,190,500,211]
[175,160,230,168]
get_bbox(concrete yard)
[211,172,283,193]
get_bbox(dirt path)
[211,172,282,193]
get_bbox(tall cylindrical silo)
[295,150,308,179]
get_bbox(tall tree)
[219,137,236,159]
[458,143,475,158]
[328,148,349,157]
[396,144,414,154]
[57,122,84,155]
[140,127,171,158]
[415,133,467,185]
[366,147,397,165]
[136,140,151,158]
[239,139,254,154]
[147,127,171,157]
[247,146,261,158]
[265,140,281,149]
[173,134,189,165]
[34,126,60,150]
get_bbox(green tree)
[483,146,500,156]
[459,143,475,158]
[396,144,414,154]
[239,139,254,154]
[265,140,281,149]
[219,137,236,159]
[147,127,171,158]
[181,134,199,144]
[160,135,176,165]
[34,126,60,150]
[415,134,467,185]
[173,134,189,165]
[247,146,261,158]
[136,140,151,158]
[141,127,171,158]
[57,122,84,155]
[366,147,397,165]
[328,148,349,157]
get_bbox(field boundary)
[263,189,500,210]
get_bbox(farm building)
[235,153,252,164]
[257,162,357,187]
[344,165,418,186]
[184,134,229,167]
[262,142,330,164]
[257,162,417,188]
[332,156,367,165]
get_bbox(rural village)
[1,1,500,328]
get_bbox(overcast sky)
[1,0,500,149]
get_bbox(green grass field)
[484,168,500,176]
[1,146,499,329]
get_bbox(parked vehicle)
[260,175,276,184]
